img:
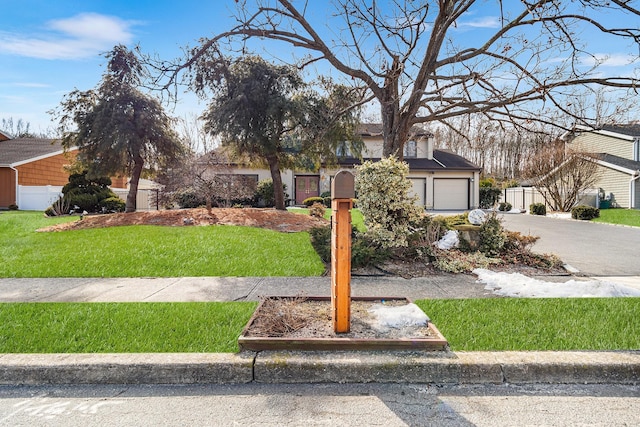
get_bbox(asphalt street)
[0,383,638,427]
[499,212,640,277]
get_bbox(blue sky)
[1,1,639,135]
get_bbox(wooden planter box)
[238,296,449,351]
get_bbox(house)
[0,132,77,210]
[561,124,640,209]
[209,124,482,210]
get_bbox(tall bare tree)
[150,1,640,160]
[522,142,600,211]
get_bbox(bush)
[479,187,502,209]
[55,171,119,213]
[530,203,546,216]
[255,179,287,208]
[355,157,422,248]
[8,204,18,210]
[498,202,512,212]
[323,197,331,207]
[99,196,126,213]
[308,226,390,268]
[176,190,206,209]
[478,212,506,256]
[309,202,326,218]
[571,205,600,220]
[303,196,324,207]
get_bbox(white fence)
[16,186,159,211]
[503,187,598,211]
[111,189,159,211]
[17,185,63,211]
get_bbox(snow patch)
[474,268,640,298]
[368,303,430,330]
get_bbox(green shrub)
[255,178,287,208]
[56,171,118,213]
[69,193,98,212]
[8,204,18,210]
[530,203,546,216]
[355,157,422,248]
[176,190,205,209]
[479,187,502,209]
[303,196,324,207]
[323,197,331,207]
[308,225,390,268]
[439,213,469,229]
[498,202,512,212]
[99,196,126,213]
[320,191,331,198]
[571,205,600,220]
[478,212,505,256]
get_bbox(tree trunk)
[267,154,286,210]
[126,154,144,213]
[380,58,412,159]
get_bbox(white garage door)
[433,179,469,210]
[408,178,426,206]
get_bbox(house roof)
[0,130,12,141]
[0,137,74,167]
[358,123,433,138]
[597,153,640,174]
[338,149,481,171]
[599,124,640,138]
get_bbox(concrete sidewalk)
[0,273,566,303]
[1,274,638,386]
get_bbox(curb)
[1,351,638,386]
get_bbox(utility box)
[332,170,355,199]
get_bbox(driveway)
[498,213,640,277]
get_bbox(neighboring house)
[561,124,640,209]
[0,132,77,210]
[207,124,482,210]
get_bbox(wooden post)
[331,170,355,333]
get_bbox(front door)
[295,175,320,205]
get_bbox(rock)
[468,209,487,225]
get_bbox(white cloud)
[457,16,501,29]
[0,13,138,60]
[581,53,639,68]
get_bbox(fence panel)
[111,189,158,211]
[18,185,63,210]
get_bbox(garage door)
[408,178,426,206]
[433,178,469,210]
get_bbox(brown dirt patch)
[243,297,436,340]
[38,208,329,233]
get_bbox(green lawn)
[0,302,257,353]
[0,211,325,277]
[417,298,640,351]
[0,298,637,353]
[593,208,640,227]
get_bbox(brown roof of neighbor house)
[599,124,640,137]
[0,138,74,167]
[358,123,433,138]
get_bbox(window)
[404,140,417,158]
[336,142,352,157]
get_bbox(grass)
[593,208,640,227]
[416,298,640,351]
[0,298,637,353]
[288,207,366,232]
[0,302,258,353]
[0,211,325,277]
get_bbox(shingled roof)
[599,124,640,138]
[337,149,481,171]
[0,138,75,167]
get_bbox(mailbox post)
[331,170,354,333]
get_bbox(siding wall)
[572,132,633,159]
[0,168,16,207]
[598,165,631,208]
[15,152,75,186]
